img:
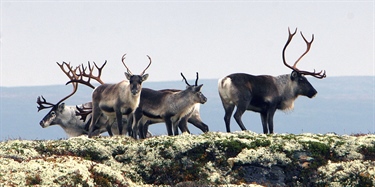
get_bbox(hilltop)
[1,131,374,186]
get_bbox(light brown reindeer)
[218,28,326,134]
[86,54,151,137]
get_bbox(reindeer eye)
[51,111,56,115]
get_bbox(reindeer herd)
[37,28,326,139]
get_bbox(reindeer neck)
[59,106,86,136]
[275,74,298,110]
[170,90,196,110]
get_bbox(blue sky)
[1,1,374,87]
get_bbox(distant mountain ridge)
[0,76,374,140]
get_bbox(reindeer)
[37,61,118,137]
[37,62,88,137]
[218,28,326,134]
[71,63,209,138]
[133,72,208,139]
[76,90,208,138]
[86,54,151,138]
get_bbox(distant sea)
[0,76,374,140]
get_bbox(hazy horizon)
[1,1,374,87]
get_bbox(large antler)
[121,54,152,75]
[282,27,326,79]
[55,62,80,105]
[77,61,106,84]
[37,62,79,111]
[66,61,107,89]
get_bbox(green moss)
[217,139,251,158]
[305,141,331,167]
[359,144,375,161]
[249,138,271,148]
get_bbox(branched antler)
[55,62,80,105]
[76,102,93,122]
[66,61,107,89]
[282,27,326,79]
[37,62,80,111]
[122,54,152,75]
[36,96,55,111]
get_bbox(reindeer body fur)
[90,78,144,137]
[134,86,207,139]
[140,103,209,136]
[218,73,317,134]
[39,103,119,137]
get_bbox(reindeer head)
[282,28,326,98]
[181,72,207,104]
[37,62,79,127]
[122,54,151,95]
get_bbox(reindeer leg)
[132,109,143,139]
[165,117,173,136]
[142,120,151,139]
[178,117,190,134]
[84,116,92,133]
[223,104,235,132]
[260,112,269,134]
[138,118,146,139]
[188,116,209,133]
[233,101,249,131]
[267,108,277,134]
[106,118,115,136]
[88,107,102,138]
[115,110,123,135]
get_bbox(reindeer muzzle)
[131,89,140,95]
[200,96,208,104]
[307,89,318,98]
[39,120,46,128]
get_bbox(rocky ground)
[0,131,374,186]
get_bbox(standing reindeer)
[69,61,208,138]
[88,54,151,137]
[218,28,326,134]
[133,72,207,139]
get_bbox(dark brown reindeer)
[218,28,326,134]
[133,72,208,139]
[87,54,151,137]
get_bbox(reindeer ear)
[195,84,203,91]
[124,72,132,80]
[58,103,65,111]
[290,71,299,81]
[142,74,149,82]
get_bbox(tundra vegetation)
[0,131,374,186]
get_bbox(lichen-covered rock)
[0,131,374,186]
